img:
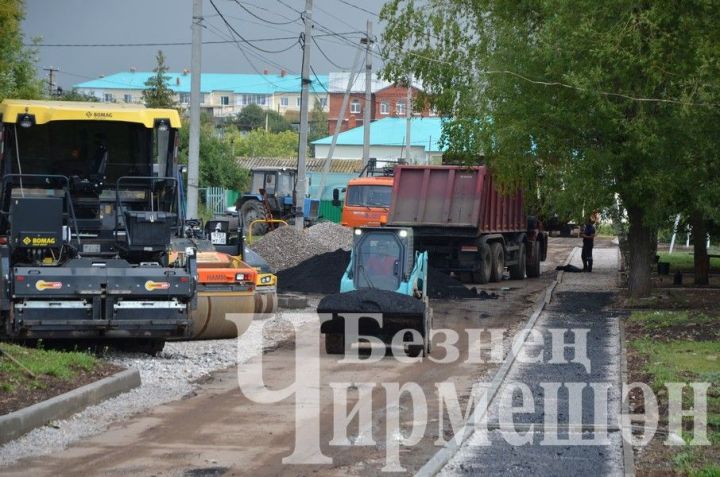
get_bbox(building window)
[221,96,230,106]
[296,97,301,107]
[179,93,190,104]
[257,95,267,106]
[350,99,361,113]
[380,101,389,115]
[123,94,133,103]
[103,93,114,103]
[280,96,289,107]
[396,101,406,115]
[319,97,327,108]
[200,93,207,104]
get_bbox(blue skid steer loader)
[318,227,432,357]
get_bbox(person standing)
[581,217,596,272]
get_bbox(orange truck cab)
[339,175,394,228]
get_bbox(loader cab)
[344,227,415,293]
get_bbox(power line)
[231,0,299,25]
[27,37,301,48]
[209,0,300,54]
[335,0,379,17]
[312,36,351,70]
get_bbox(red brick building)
[327,84,432,135]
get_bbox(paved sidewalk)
[441,246,624,476]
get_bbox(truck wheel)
[526,240,541,278]
[240,200,268,236]
[472,244,492,284]
[489,242,505,282]
[509,242,526,280]
[324,333,345,355]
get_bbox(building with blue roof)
[74,70,329,119]
[312,117,446,164]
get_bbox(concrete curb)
[619,321,636,477]
[0,368,141,445]
[415,247,579,477]
[278,293,308,309]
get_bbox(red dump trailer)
[387,165,547,283]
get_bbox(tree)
[308,98,328,143]
[0,0,43,101]
[224,126,298,158]
[55,88,99,102]
[234,104,292,133]
[142,50,176,108]
[381,0,720,297]
[178,115,249,192]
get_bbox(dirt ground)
[0,238,582,477]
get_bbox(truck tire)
[509,242,526,280]
[324,333,345,355]
[472,243,492,284]
[240,200,268,236]
[489,242,504,282]
[526,240,541,278]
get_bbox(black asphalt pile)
[277,250,350,294]
[276,249,497,300]
[317,288,425,316]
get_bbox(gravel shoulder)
[0,302,320,467]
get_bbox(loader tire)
[324,333,345,355]
[509,243,526,280]
[473,243,492,284]
[489,242,505,283]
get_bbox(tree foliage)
[224,126,298,158]
[142,50,176,108]
[55,89,99,102]
[381,0,720,297]
[308,98,329,143]
[179,115,249,191]
[0,0,43,101]
[234,104,292,132]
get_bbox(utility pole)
[295,0,313,231]
[361,20,373,168]
[187,0,202,220]
[43,67,59,96]
[405,78,412,163]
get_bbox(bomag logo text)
[22,236,56,246]
[85,111,113,119]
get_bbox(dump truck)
[318,227,432,357]
[0,100,196,353]
[387,165,547,283]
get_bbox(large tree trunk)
[626,205,655,297]
[690,212,709,285]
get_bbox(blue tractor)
[235,167,319,236]
[318,227,433,357]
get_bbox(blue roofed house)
[311,117,446,164]
[73,70,328,118]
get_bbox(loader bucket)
[318,288,428,355]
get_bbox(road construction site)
[0,236,616,475]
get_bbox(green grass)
[628,310,715,330]
[0,343,97,393]
[657,251,720,273]
[629,310,720,476]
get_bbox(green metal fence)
[318,200,343,223]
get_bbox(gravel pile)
[249,226,333,272]
[306,222,353,251]
[0,307,319,467]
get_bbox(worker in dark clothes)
[581,218,596,272]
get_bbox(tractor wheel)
[509,243,526,280]
[324,333,345,355]
[240,200,268,236]
[473,243,492,284]
[489,242,505,282]
[526,240,541,278]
